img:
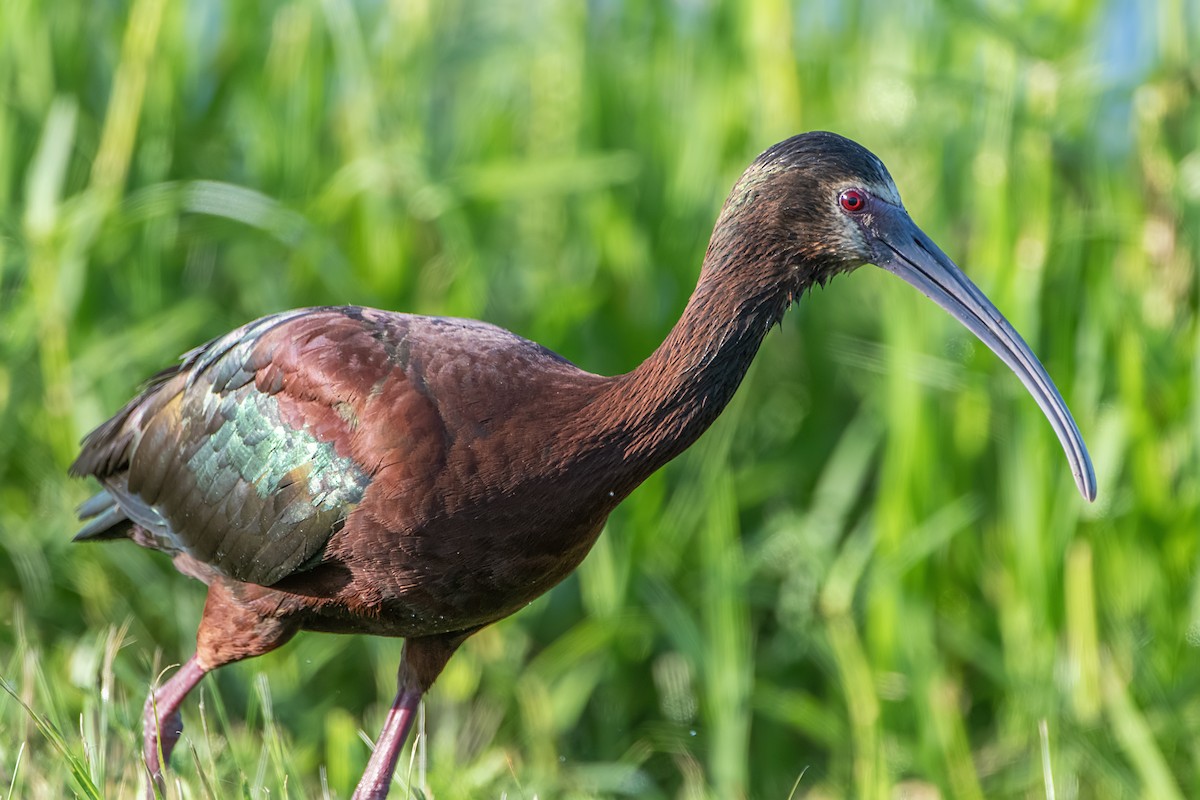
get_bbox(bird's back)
[72,306,611,635]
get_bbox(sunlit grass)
[2,0,1197,798]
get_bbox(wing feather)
[71,307,420,586]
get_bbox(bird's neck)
[586,230,798,483]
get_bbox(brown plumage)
[71,132,1096,799]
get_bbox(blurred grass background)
[1,0,1198,797]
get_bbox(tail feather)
[73,490,132,542]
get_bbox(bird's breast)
[303,403,620,637]
[297,484,611,637]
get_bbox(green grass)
[2,0,1198,797]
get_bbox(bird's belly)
[297,508,610,638]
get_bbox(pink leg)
[142,656,208,799]
[350,633,473,800]
[351,684,423,800]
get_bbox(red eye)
[839,189,867,213]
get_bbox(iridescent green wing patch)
[170,388,370,585]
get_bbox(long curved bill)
[867,203,1097,502]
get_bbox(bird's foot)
[139,656,208,799]
[143,698,183,796]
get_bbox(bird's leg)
[140,576,301,798]
[142,656,208,798]
[352,681,423,800]
[351,631,475,800]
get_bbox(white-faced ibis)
[71,132,1096,799]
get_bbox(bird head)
[719,131,1097,502]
